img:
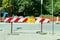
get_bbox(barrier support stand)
[36,22,47,35]
[8,22,19,35]
[41,22,43,32]
[11,22,13,34]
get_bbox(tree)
[2,0,12,8]
[1,0,13,16]
[0,0,2,7]
[44,0,60,17]
[0,0,60,17]
[13,0,33,16]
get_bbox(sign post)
[52,0,54,35]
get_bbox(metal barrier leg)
[8,22,19,35]
[36,23,47,35]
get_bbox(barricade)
[4,17,50,23]
[4,17,50,35]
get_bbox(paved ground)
[0,22,60,33]
[0,31,60,40]
[0,22,60,40]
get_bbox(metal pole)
[41,3,42,17]
[52,0,54,34]
[41,0,43,17]
[11,22,13,34]
[41,22,43,32]
[41,0,43,33]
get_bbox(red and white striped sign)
[4,17,50,23]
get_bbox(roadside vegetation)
[0,0,60,17]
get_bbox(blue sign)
[3,12,8,18]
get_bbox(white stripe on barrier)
[43,19,49,23]
[35,18,42,23]
[4,18,9,22]
[18,18,23,22]
[11,18,17,22]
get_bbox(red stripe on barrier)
[39,18,45,23]
[6,17,13,22]
[14,18,20,22]
[22,18,28,22]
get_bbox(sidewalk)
[0,31,60,40]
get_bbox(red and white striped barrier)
[35,18,50,23]
[4,17,20,22]
[4,17,28,23]
[4,17,50,23]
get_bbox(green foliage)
[54,0,60,16]
[0,0,60,17]
[13,0,33,14]
[44,0,60,16]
